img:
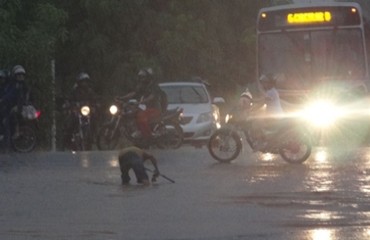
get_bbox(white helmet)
[259,73,276,83]
[240,88,252,99]
[138,67,153,77]
[77,72,90,81]
[12,65,26,75]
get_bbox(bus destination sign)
[258,6,361,31]
[287,11,332,24]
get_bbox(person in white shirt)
[259,74,284,117]
[252,73,284,151]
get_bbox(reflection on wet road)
[2,147,370,239]
[230,147,370,240]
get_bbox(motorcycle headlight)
[81,106,90,116]
[109,105,118,115]
[301,100,343,127]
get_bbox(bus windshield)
[259,28,366,90]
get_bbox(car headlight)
[301,100,343,127]
[81,106,90,116]
[197,112,212,123]
[109,105,118,115]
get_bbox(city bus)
[256,2,370,144]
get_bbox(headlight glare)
[109,105,118,115]
[225,114,232,124]
[81,106,90,116]
[302,100,343,127]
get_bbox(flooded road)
[1,146,370,239]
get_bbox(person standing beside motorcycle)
[0,65,31,150]
[118,68,165,141]
[63,72,98,149]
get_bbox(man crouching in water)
[118,146,160,185]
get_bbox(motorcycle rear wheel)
[208,128,242,163]
[96,124,120,150]
[155,123,183,149]
[12,125,36,153]
[279,130,312,164]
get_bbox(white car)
[159,82,224,147]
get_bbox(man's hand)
[151,170,160,182]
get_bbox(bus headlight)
[81,106,90,116]
[109,105,118,115]
[301,100,343,127]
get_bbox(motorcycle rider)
[252,73,284,151]
[70,72,97,103]
[258,73,284,117]
[117,67,166,142]
[0,65,31,151]
[63,72,97,149]
[236,87,253,121]
[239,88,253,109]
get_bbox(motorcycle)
[0,104,41,152]
[97,99,184,150]
[207,106,312,164]
[63,101,95,151]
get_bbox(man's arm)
[140,93,155,104]
[143,152,160,181]
[116,91,136,102]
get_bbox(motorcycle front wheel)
[279,129,312,164]
[96,123,120,150]
[155,123,183,149]
[12,125,37,153]
[208,128,242,163]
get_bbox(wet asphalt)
[1,145,370,240]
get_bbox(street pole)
[51,60,56,151]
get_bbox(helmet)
[259,73,275,84]
[240,88,252,99]
[12,65,26,75]
[138,67,154,85]
[138,67,153,77]
[77,72,90,82]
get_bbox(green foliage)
[0,0,67,149]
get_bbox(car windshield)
[258,29,366,90]
[160,85,209,104]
